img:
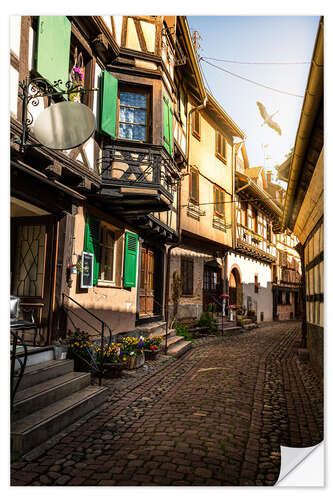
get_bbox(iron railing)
[62,293,112,386]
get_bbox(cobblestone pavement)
[11,321,323,486]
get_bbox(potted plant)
[93,342,127,378]
[143,336,162,360]
[67,330,96,372]
[226,304,237,321]
[121,336,145,369]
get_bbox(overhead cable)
[201,58,305,98]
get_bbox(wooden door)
[11,216,57,345]
[139,246,155,316]
[203,265,222,311]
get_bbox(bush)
[174,323,192,341]
[198,311,217,334]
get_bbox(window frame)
[213,185,225,218]
[68,35,94,109]
[189,167,199,205]
[181,256,194,296]
[192,109,200,141]
[215,130,227,164]
[98,222,117,286]
[254,273,260,293]
[116,84,151,143]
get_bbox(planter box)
[144,349,159,361]
[101,362,127,378]
[125,352,145,370]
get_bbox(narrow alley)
[11,322,323,486]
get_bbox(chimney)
[266,170,273,184]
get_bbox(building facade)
[279,17,323,381]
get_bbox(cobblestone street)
[11,321,323,487]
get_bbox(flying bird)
[256,101,282,136]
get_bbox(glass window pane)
[119,107,146,125]
[119,123,146,141]
[120,91,146,108]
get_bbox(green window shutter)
[123,232,138,288]
[99,70,118,137]
[36,16,71,91]
[163,94,170,153]
[84,214,101,285]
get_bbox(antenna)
[191,29,202,58]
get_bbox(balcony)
[93,143,179,217]
[236,225,277,263]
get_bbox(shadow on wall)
[55,302,138,340]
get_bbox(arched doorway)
[229,267,243,306]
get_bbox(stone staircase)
[216,317,257,334]
[11,358,107,458]
[137,321,192,358]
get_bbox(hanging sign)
[80,252,94,289]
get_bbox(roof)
[206,91,246,139]
[281,17,323,232]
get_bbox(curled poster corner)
[277,442,324,486]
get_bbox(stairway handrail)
[62,293,112,385]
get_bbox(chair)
[10,295,39,346]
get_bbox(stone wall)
[307,323,324,383]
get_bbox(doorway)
[229,267,243,306]
[203,263,222,311]
[11,215,57,345]
[139,245,156,317]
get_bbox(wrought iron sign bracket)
[15,76,98,153]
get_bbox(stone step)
[13,359,74,392]
[12,371,91,422]
[136,321,167,337]
[11,385,108,457]
[162,335,183,348]
[167,340,192,358]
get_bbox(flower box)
[125,352,145,370]
[144,349,160,361]
[101,361,127,378]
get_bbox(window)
[99,225,116,283]
[214,186,225,217]
[215,131,227,163]
[253,208,258,233]
[181,257,194,295]
[118,86,149,141]
[189,168,199,204]
[192,110,200,140]
[68,43,92,105]
[241,201,248,227]
[267,223,272,242]
[254,274,259,293]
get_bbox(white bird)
[256,101,282,136]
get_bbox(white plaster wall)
[10,16,21,56]
[10,66,19,118]
[228,252,273,322]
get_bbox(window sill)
[97,280,117,288]
[215,152,227,164]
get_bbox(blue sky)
[188,16,320,173]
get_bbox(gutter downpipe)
[164,96,207,353]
